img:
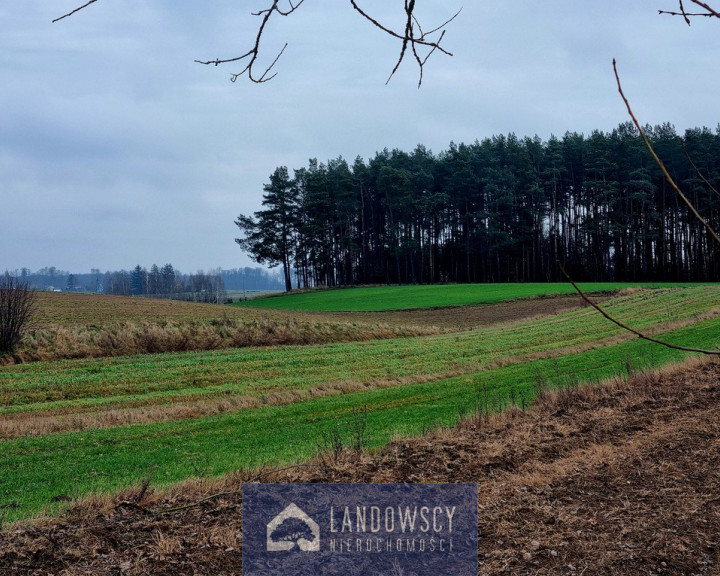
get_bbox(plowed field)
[2,360,719,575]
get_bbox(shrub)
[0,273,37,356]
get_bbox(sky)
[1,1,719,274]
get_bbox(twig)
[52,0,99,23]
[661,0,693,23]
[348,0,454,52]
[658,9,718,18]
[349,0,460,86]
[133,468,155,504]
[659,0,720,20]
[681,141,720,200]
[559,263,719,356]
[689,0,720,17]
[613,58,720,246]
[195,1,304,83]
[54,0,460,85]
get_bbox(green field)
[234,282,689,311]
[1,284,718,522]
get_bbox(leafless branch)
[195,0,305,83]
[201,0,460,85]
[54,1,459,85]
[557,61,720,358]
[681,141,720,201]
[667,0,692,23]
[52,0,99,23]
[659,0,720,21]
[689,0,720,17]
[558,264,719,356]
[350,0,460,86]
[613,58,720,246]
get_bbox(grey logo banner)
[243,483,478,575]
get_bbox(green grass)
[233,283,688,311]
[1,314,718,522]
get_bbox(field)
[1,283,720,574]
[13,291,444,363]
[233,282,685,311]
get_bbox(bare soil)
[31,292,588,330]
[2,359,719,575]
[321,294,594,331]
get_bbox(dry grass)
[30,292,257,326]
[13,313,437,363]
[3,357,719,575]
[8,292,589,364]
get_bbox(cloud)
[1,2,718,273]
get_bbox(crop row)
[1,286,717,416]
[1,314,718,522]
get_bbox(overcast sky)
[1,2,718,274]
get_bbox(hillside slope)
[2,359,718,575]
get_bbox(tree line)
[11,266,285,299]
[236,122,720,290]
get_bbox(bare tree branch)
[349,0,460,86]
[558,264,720,356]
[664,0,693,24]
[55,1,459,85]
[689,0,720,17]
[557,60,720,359]
[659,0,720,20]
[52,1,720,84]
[613,58,720,246]
[199,0,461,86]
[53,0,99,23]
[681,141,720,201]
[194,0,304,83]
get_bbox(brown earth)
[2,358,719,575]
[32,291,590,331]
[321,294,595,331]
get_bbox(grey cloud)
[1,2,718,273]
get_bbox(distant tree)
[104,270,131,295]
[160,264,177,295]
[90,268,102,293]
[130,265,147,295]
[147,264,161,295]
[0,273,37,356]
[183,271,227,303]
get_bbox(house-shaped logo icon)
[266,503,320,552]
